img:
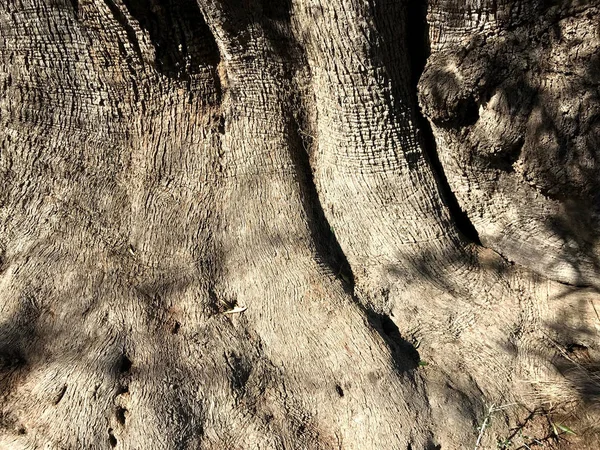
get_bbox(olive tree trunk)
[0,0,598,448]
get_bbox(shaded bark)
[0,0,598,449]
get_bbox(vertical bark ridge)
[405,0,481,245]
[0,0,229,447]
[292,0,475,299]
[418,2,600,446]
[200,2,434,447]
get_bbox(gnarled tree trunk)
[0,0,598,448]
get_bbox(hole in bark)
[69,0,78,16]
[217,116,225,134]
[226,353,251,391]
[117,384,129,395]
[54,384,67,405]
[118,355,132,373]
[171,321,181,334]
[17,427,26,435]
[335,384,344,397]
[108,428,117,447]
[483,137,524,173]
[405,0,481,245]
[116,406,127,425]
[458,97,480,127]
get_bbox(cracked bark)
[0,0,599,449]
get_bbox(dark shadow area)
[366,310,421,372]
[262,0,291,21]
[121,0,220,78]
[68,0,78,17]
[400,0,482,244]
[0,296,40,400]
[0,296,47,438]
[103,0,144,63]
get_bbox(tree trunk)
[0,0,598,448]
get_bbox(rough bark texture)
[0,0,598,449]
[420,0,600,286]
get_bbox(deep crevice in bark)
[103,0,144,64]
[406,0,481,245]
[291,112,355,292]
[280,11,355,291]
[68,0,78,17]
[290,76,420,372]
[366,311,421,373]
[122,0,220,78]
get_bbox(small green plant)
[475,404,495,450]
[474,403,518,450]
[496,437,512,449]
[551,421,576,437]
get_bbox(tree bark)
[0,0,598,449]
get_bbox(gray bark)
[0,0,598,449]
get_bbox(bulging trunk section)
[420,0,600,287]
